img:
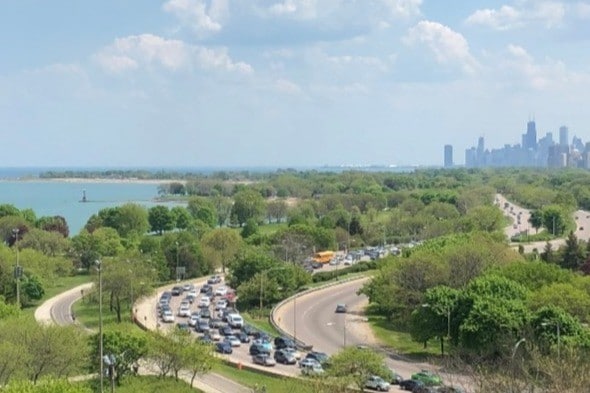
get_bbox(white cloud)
[465,1,567,30]
[275,78,302,94]
[403,21,479,74]
[500,44,583,90]
[465,5,522,30]
[94,34,252,75]
[573,2,590,19]
[163,0,227,36]
[380,0,422,18]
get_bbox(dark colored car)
[200,284,213,293]
[274,336,296,350]
[237,332,251,343]
[220,325,234,336]
[199,334,213,344]
[209,318,225,329]
[335,303,347,313]
[249,343,271,355]
[195,320,210,333]
[171,286,183,296]
[241,324,258,336]
[200,308,211,319]
[305,351,330,366]
[215,342,232,354]
[399,379,424,391]
[274,349,297,365]
[252,331,270,341]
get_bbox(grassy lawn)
[22,274,92,316]
[82,375,204,393]
[214,362,316,393]
[72,295,135,330]
[368,315,440,360]
[241,310,282,336]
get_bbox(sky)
[1,0,590,168]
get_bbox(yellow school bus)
[313,251,335,264]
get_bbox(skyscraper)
[523,120,537,150]
[444,145,453,168]
[559,126,569,147]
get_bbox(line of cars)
[157,275,332,375]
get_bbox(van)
[228,313,244,328]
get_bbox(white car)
[283,347,302,360]
[215,286,228,296]
[215,299,228,310]
[162,310,175,323]
[210,330,222,341]
[187,288,198,298]
[199,297,211,308]
[188,314,199,327]
[224,335,241,347]
[178,305,191,317]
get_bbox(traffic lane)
[278,279,370,355]
[51,283,94,326]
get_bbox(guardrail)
[269,275,371,352]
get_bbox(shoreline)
[0,178,185,185]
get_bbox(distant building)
[559,126,569,147]
[444,145,453,168]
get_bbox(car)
[208,275,222,284]
[227,313,244,328]
[274,349,297,365]
[305,351,329,366]
[224,335,241,347]
[199,334,213,344]
[237,332,251,343]
[198,297,211,308]
[299,357,320,369]
[195,320,210,333]
[329,258,340,265]
[215,299,228,310]
[176,322,190,332]
[209,330,222,341]
[252,338,273,352]
[249,343,271,355]
[215,342,233,354]
[282,347,302,360]
[184,294,196,304]
[161,310,175,323]
[209,318,225,329]
[188,314,200,327]
[201,284,213,293]
[252,354,276,367]
[159,291,172,301]
[365,375,390,391]
[187,287,198,297]
[159,304,171,317]
[178,305,191,317]
[251,331,270,341]
[215,286,228,296]
[301,362,324,376]
[387,369,403,385]
[241,324,258,336]
[200,308,211,319]
[220,325,234,336]
[171,286,183,296]
[274,336,296,350]
[399,379,424,391]
[411,370,443,386]
[182,283,195,292]
[335,303,347,313]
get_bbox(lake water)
[0,181,179,236]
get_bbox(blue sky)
[1,0,589,167]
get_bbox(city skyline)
[2,1,590,167]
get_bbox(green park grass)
[72,295,135,330]
[214,362,316,393]
[82,375,204,393]
[22,274,92,316]
[368,315,440,359]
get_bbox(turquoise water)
[0,181,180,236]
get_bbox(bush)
[312,260,377,283]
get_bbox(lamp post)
[12,229,21,309]
[175,242,180,282]
[96,260,104,393]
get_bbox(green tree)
[541,205,568,236]
[541,241,555,263]
[187,197,218,228]
[201,228,243,273]
[91,326,148,385]
[170,206,192,230]
[19,228,69,257]
[35,216,69,238]
[529,210,543,233]
[326,346,389,392]
[241,218,259,239]
[115,203,150,238]
[266,199,288,223]
[231,188,265,226]
[148,206,175,235]
[560,231,585,270]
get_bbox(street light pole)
[97,260,104,393]
[12,229,21,309]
